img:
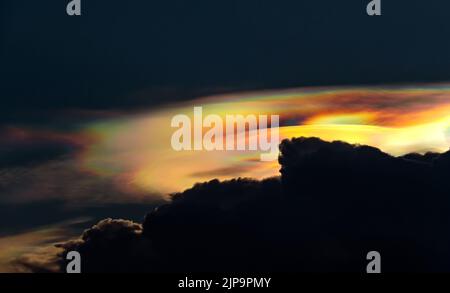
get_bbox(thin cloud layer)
[78,84,450,194]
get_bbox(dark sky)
[1,0,450,113]
[2,1,450,272]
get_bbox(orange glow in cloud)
[77,84,450,195]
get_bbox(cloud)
[0,126,84,168]
[0,123,166,271]
[74,84,450,195]
[12,245,62,273]
[0,126,165,205]
[22,137,450,272]
[0,219,84,273]
[0,200,166,272]
[0,157,163,205]
[56,219,153,273]
[188,165,258,178]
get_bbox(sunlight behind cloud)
[78,84,450,195]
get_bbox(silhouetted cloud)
[57,219,153,273]
[20,137,450,272]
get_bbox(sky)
[2,0,450,120]
[2,0,450,272]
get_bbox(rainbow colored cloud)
[78,83,450,195]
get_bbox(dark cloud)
[0,200,164,238]
[56,219,153,273]
[0,124,165,269]
[0,203,163,272]
[400,152,441,164]
[25,137,450,272]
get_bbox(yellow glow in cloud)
[77,84,450,195]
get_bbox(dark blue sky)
[1,0,450,113]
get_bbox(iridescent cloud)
[77,83,450,195]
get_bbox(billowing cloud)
[24,137,450,272]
